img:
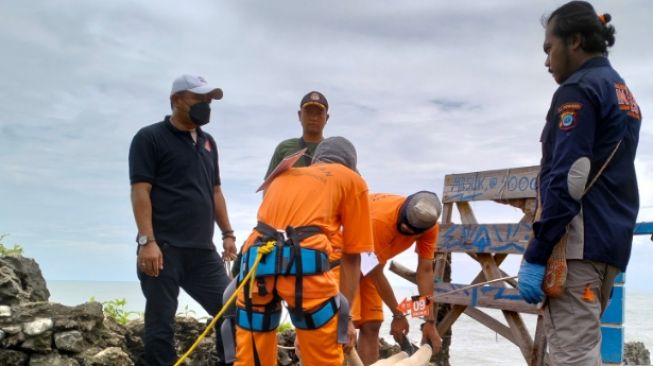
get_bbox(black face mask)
[188,102,211,126]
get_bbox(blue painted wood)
[634,221,653,235]
[438,223,531,254]
[601,286,624,324]
[614,272,625,284]
[601,326,624,364]
[442,166,539,202]
[434,283,539,314]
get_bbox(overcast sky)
[1,1,652,292]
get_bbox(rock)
[24,317,53,335]
[0,305,11,317]
[2,325,21,334]
[0,256,49,305]
[20,331,53,352]
[0,264,30,305]
[50,302,104,332]
[85,347,134,366]
[625,341,651,365]
[29,352,80,366]
[123,319,144,364]
[54,331,85,353]
[0,349,29,365]
[1,327,25,347]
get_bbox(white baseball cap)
[170,74,223,100]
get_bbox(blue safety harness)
[235,222,346,366]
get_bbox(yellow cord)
[174,240,276,366]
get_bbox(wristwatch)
[137,235,155,246]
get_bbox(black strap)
[298,137,313,166]
[255,221,285,242]
[287,226,305,322]
[256,278,267,296]
[329,259,341,269]
[255,221,322,242]
[243,278,262,366]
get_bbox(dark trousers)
[138,243,231,366]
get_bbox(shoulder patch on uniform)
[557,103,582,131]
[614,83,641,121]
[204,140,212,152]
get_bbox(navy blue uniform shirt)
[129,116,221,249]
[525,57,641,272]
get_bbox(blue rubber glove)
[517,260,546,304]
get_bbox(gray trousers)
[544,259,619,366]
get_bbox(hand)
[517,260,546,304]
[138,242,163,277]
[421,321,442,353]
[222,237,237,261]
[343,318,357,354]
[390,315,410,342]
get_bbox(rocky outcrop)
[0,299,134,365]
[0,256,49,305]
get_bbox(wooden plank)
[434,254,509,334]
[443,166,539,203]
[438,223,532,254]
[457,201,478,225]
[389,261,416,284]
[434,283,540,314]
[476,253,503,281]
[464,307,516,345]
[530,315,548,366]
[437,304,467,335]
[441,202,454,225]
[503,310,534,362]
[432,253,449,284]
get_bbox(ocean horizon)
[47,280,652,366]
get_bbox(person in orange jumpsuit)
[353,192,444,365]
[234,136,374,366]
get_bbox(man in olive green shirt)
[264,91,329,178]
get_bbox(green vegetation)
[0,234,23,256]
[277,321,294,332]
[177,304,197,317]
[89,297,142,325]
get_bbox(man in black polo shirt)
[129,74,237,366]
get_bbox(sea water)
[48,281,652,365]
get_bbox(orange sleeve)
[341,178,374,254]
[415,224,438,259]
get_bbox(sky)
[1,1,652,292]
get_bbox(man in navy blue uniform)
[517,2,641,364]
[129,74,237,366]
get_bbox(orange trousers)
[234,275,343,366]
[235,299,343,366]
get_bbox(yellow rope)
[174,240,276,366]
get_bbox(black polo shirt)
[129,116,220,249]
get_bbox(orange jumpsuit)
[352,193,439,324]
[235,163,374,366]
